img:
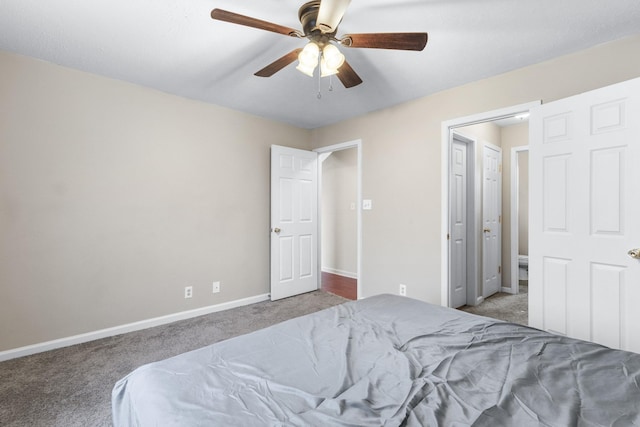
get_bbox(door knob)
[628,248,640,259]
[273,227,281,234]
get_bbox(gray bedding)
[112,294,640,426]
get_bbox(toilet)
[518,255,529,280]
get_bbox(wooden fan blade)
[211,9,302,37]
[336,61,363,88]
[255,49,303,77]
[342,33,428,51]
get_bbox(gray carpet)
[0,291,348,427]
[459,281,529,325]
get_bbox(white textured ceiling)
[1,0,639,129]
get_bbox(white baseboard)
[501,286,515,294]
[321,267,357,279]
[0,293,270,362]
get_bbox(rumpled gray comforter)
[112,294,640,426]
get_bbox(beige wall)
[3,34,640,353]
[321,148,358,277]
[0,50,310,351]
[310,35,640,303]
[456,122,502,149]
[500,122,529,287]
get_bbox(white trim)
[0,293,270,362]
[314,139,363,299]
[483,141,502,154]
[441,101,541,307]
[509,145,529,295]
[321,267,358,279]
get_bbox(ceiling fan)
[211,0,428,89]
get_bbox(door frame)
[440,101,540,307]
[509,145,529,295]
[314,139,363,299]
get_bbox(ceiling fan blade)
[341,33,428,51]
[254,49,303,77]
[336,61,363,88]
[211,9,302,38]
[317,0,352,33]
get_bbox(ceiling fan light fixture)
[298,42,319,66]
[322,44,345,71]
[320,58,339,77]
[296,42,320,77]
[317,0,351,33]
[296,62,317,77]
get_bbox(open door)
[482,143,502,298]
[449,136,471,308]
[529,77,640,352]
[270,145,319,300]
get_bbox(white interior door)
[450,139,468,308]
[270,145,318,301]
[529,77,640,353]
[482,144,502,298]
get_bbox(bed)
[112,294,640,426]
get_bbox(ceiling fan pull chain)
[329,74,334,92]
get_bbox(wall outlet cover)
[399,284,407,296]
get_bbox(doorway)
[447,123,505,307]
[315,140,362,300]
[441,102,539,319]
[510,146,529,296]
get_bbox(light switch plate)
[362,199,372,210]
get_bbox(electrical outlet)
[184,286,193,299]
[212,281,220,294]
[399,284,407,296]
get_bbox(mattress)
[112,294,640,426]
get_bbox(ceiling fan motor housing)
[298,1,337,42]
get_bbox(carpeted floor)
[459,281,529,325]
[0,291,348,427]
[1,287,529,426]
